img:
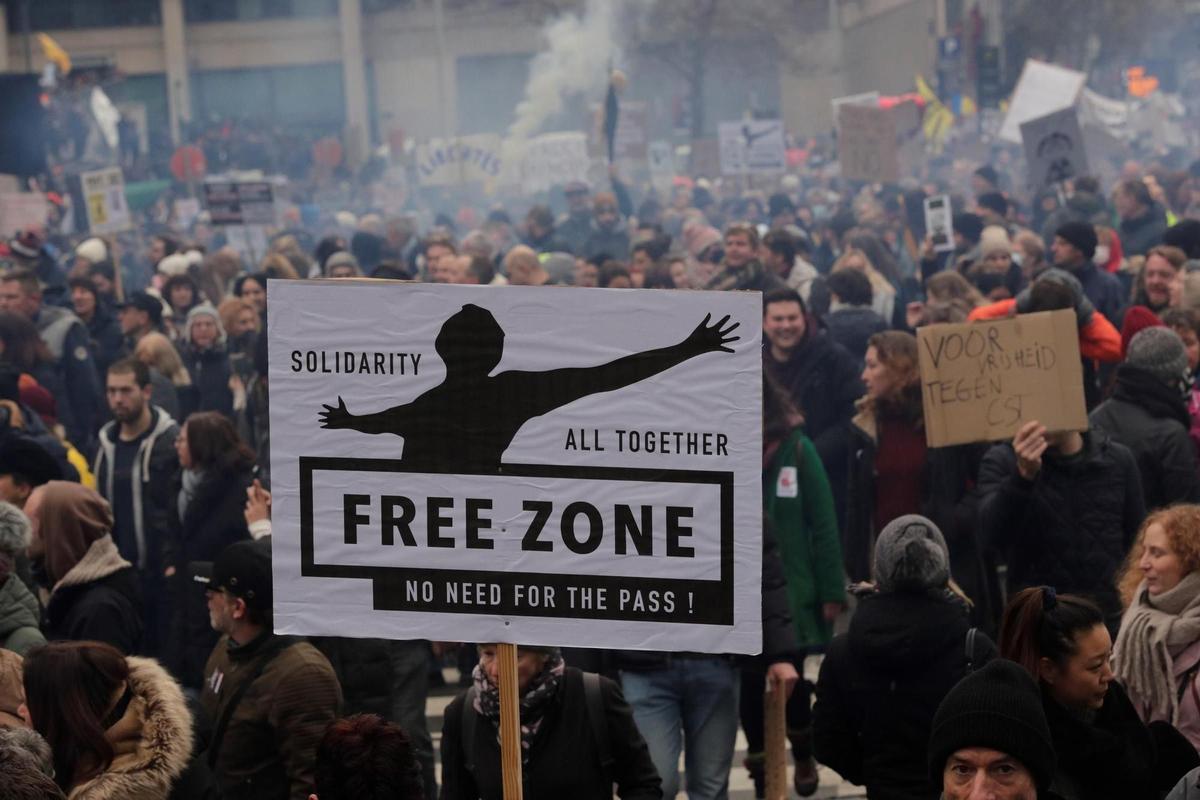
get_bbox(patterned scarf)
[1113,571,1200,724]
[472,651,565,764]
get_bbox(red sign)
[170,145,206,182]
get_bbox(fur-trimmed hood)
[69,657,193,800]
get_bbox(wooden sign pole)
[498,642,524,800]
[107,235,125,303]
[763,676,788,800]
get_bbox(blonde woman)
[133,332,189,421]
[832,248,895,325]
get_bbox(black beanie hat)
[928,659,1056,792]
[1055,221,1098,261]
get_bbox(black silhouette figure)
[741,123,775,148]
[319,304,740,472]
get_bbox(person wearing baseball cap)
[117,290,165,347]
[196,538,342,800]
[1051,221,1125,325]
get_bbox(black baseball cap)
[118,291,164,326]
[193,538,272,610]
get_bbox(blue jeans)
[620,657,740,800]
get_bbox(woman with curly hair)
[1115,505,1200,749]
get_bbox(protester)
[557,181,594,255]
[68,276,123,377]
[163,273,201,324]
[1051,222,1125,324]
[25,481,142,653]
[1134,245,1187,315]
[1090,327,1200,510]
[583,191,631,262]
[312,714,426,800]
[706,223,785,292]
[199,538,343,799]
[177,303,234,418]
[233,273,268,317]
[22,640,194,798]
[441,644,661,800]
[117,291,166,350]
[0,503,43,655]
[822,268,887,363]
[1115,178,1170,258]
[814,515,995,799]
[999,587,1196,799]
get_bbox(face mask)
[1093,245,1110,265]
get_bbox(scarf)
[1112,364,1191,429]
[177,469,206,522]
[1113,571,1200,724]
[471,651,565,765]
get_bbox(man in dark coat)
[822,269,887,364]
[1115,178,1168,257]
[1090,327,1200,511]
[706,224,786,293]
[978,421,1145,630]
[1051,222,1125,325]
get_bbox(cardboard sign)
[831,91,880,130]
[415,134,503,187]
[717,120,786,175]
[203,180,276,226]
[917,310,1087,447]
[0,193,47,237]
[268,281,763,654]
[837,104,898,183]
[999,60,1085,144]
[521,132,590,194]
[80,167,132,234]
[1021,107,1089,190]
[924,194,954,253]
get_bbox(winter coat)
[311,637,394,719]
[1069,262,1127,328]
[441,667,662,800]
[150,369,182,424]
[0,573,45,655]
[6,399,81,482]
[166,464,253,688]
[557,211,595,256]
[200,633,342,800]
[68,656,193,800]
[1090,365,1200,511]
[583,222,632,262]
[1130,637,1200,753]
[842,405,995,628]
[1120,204,1169,258]
[823,305,888,364]
[978,431,1145,627]
[705,259,786,293]
[813,591,995,800]
[177,342,234,419]
[766,428,844,648]
[93,407,180,573]
[33,304,102,454]
[1041,191,1110,247]
[85,305,125,377]
[44,535,142,654]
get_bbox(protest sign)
[268,281,763,654]
[648,140,675,194]
[924,194,954,253]
[521,132,590,194]
[0,193,47,237]
[202,180,276,226]
[1021,107,1089,190]
[831,91,880,130]
[917,310,1087,448]
[837,104,897,183]
[80,167,132,234]
[415,134,503,187]
[717,120,786,175]
[999,60,1086,144]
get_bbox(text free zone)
[341,494,697,557]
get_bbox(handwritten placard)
[917,310,1087,447]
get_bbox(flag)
[37,33,71,75]
[603,77,619,163]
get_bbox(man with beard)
[92,358,179,656]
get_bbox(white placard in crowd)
[0,193,47,237]
[521,132,590,194]
[1021,107,1090,190]
[415,134,503,187]
[648,140,676,194]
[999,60,1086,144]
[268,281,764,654]
[924,194,955,253]
[80,167,132,234]
[718,120,787,175]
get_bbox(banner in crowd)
[202,180,276,226]
[998,60,1086,144]
[521,132,591,195]
[837,104,898,183]
[1022,107,1090,190]
[917,310,1087,447]
[268,281,764,654]
[415,134,503,187]
[0,192,47,237]
[80,167,132,234]
[717,120,787,175]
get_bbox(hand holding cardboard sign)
[1013,420,1048,481]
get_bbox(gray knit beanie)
[873,514,950,592]
[1127,327,1189,387]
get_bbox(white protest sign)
[924,194,954,253]
[268,282,763,654]
[0,193,47,237]
[648,140,675,194]
[718,120,787,175]
[1021,107,1089,190]
[999,60,1086,144]
[415,134,503,187]
[80,167,132,234]
[521,132,590,194]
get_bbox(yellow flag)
[37,33,71,75]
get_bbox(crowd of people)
[7,111,1200,800]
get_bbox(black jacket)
[45,566,142,654]
[85,304,126,376]
[440,667,661,800]
[822,306,888,364]
[178,342,234,419]
[813,591,995,800]
[978,432,1145,625]
[167,463,254,688]
[311,637,395,719]
[1089,365,1200,512]
[1119,204,1169,258]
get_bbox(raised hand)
[684,313,741,355]
[319,396,355,429]
[1013,420,1047,481]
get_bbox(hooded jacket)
[1090,365,1200,511]
[813,591,995,800]
[0,573,45,654]
[1120,203,1170,258]
[68,656,194,800]
[93,406,180,572]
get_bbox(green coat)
[765,428,845,648]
